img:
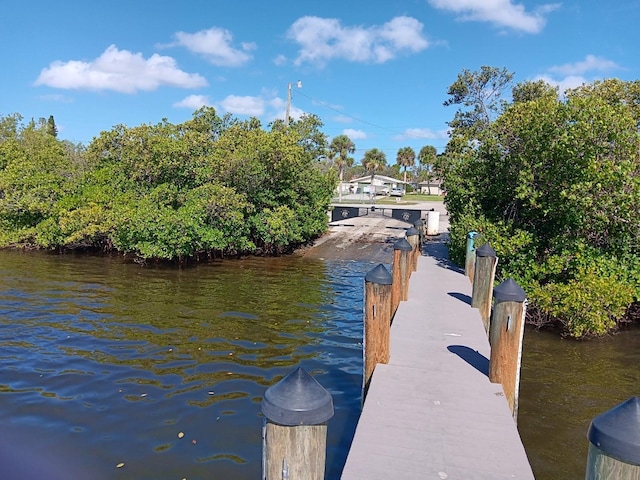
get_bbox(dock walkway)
[341,238,535,479]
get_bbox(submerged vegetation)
[0,108,336,261]
[438,69,640,337]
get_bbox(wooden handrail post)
[413,218,424,246]
[392,238,413,312]
[393,238,413,302]
[471,243,498,333]
[405,227,420,272]
[585,397,640,479]
[363,264,393,389]
[488,278,526,421]
[465,231,478,282]
[262,367,334,480]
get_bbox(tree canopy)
[0,108,336,262]
[441,68,640,337]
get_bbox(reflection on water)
[518,325,640,480]
[0,250,379,479]
[2,249,639,479]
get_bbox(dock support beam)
[488,278,526,420]
[392,238,413,305]
[405,227,420,272]
[364,264,393,388]
[465,231,478,283]
[471,243,498,334]
[262,367,334,480]
[585,397,640,479]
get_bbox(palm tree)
[418,145,437,194]
[329,134,356,201]
[362,148,387,201]
[396,146,416,185]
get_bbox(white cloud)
[428,0,560,33]
[534,74,587,94]
[343,129,367,140]
[536,54,622,94]
[39,93,73,103]
[219,95,265,116]
[167,27,255,66]
[333,114,353,124]
[273,54,287,66]
[34,45,207,93]
[548,54,621,76]
[287,16,429,66]
[394,127,448,141]
[174,95,211,109]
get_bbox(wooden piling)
[393,238,413,303]
[363,264,393,388]
[471,243,498,333]
[465,231,478,282]
[585,397,640,479]
[262,367,334,480]
[405,227,420,272]
[488,278,526,420]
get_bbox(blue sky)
[3,0,639,161]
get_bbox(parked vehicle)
[390,187,405,197]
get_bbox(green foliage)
[0,109,335,262]
[442,69,640,337]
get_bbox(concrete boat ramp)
[341,238,535,479]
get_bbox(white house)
[417,179,444,195]
[347,174,408,195]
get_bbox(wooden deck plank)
[341,239,534,479]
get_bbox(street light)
[284,80,302,127]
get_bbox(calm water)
[0,250,376,479]
[519,325,640,479]
[0,250,638,479]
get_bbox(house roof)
[349,174,407,184]
[418,178,443,186]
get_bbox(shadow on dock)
[447,345,489,377]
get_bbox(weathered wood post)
[413,218,424,246]
[364,264,393,388]
[465,231,478,282]
[405,227,420,272]
[585,397,640,479]
[392,238,413,311]
[471,243,498,333]
[262,367,334,480]
[488,278,526,421]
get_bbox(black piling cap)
[365,264,393,285]
[588,397,640,465]
[405,227,419,237]
[475,243,496,258]
[493,278,526,302]
[394,238,413,251]
[262,367,334,426]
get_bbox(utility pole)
[284,80,301,127]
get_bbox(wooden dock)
[341,238,535,479]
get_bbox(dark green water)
[519,325,640,479]
[0,249,638,479]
